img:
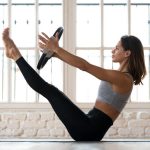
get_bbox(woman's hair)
[121,35,146,85]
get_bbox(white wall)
[0,109,150,139]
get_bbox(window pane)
[12,0,34,3]
[11,50,36,103]
[39,0,61,3]
[131,1,150,47]
[38,0,63,35]
[131,50,150,102]
[104,0,128,47]
[76,50,100,103]
[38,0,63,103]
[76,0,101,47]
[38,0,63,47]
[11,1,36,47]
[0,1,8,47]
[0,50,4,102]
[0,1,7,102]
[131,0,150,3]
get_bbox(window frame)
[0,0,150,110]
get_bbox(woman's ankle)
[12,49,22,61]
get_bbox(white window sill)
[0,102,150,111]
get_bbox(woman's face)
[112,40,130,63]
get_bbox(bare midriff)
[94,100,120,122]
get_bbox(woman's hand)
[38,32,59,54]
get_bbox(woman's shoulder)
[111,72,133,94]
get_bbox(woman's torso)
[95,73,133,122]
[94,101,120,121]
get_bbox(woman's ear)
[125,50,131,57]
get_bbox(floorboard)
[0,139,150,150]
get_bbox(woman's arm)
[55,47,127,85]
[54,47,90,71]
[55,47,131,89]
[38,32,130,86]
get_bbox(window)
[0,0,150,105]
[76,0,150,103]
[0,0,63,103]
[76,0,101,103]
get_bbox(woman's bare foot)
[2,28,22,61]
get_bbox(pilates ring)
[37,27,64,70]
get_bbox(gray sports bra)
[96,74,133,112]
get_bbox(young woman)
[2,28,146,141]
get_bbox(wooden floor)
[0,139,150,150]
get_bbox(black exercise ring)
[37,27,64,70]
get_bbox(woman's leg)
[16,57,99,141]
[2,28,100,141]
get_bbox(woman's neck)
[118,59,128,72]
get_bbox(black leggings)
[16,57,113,141]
